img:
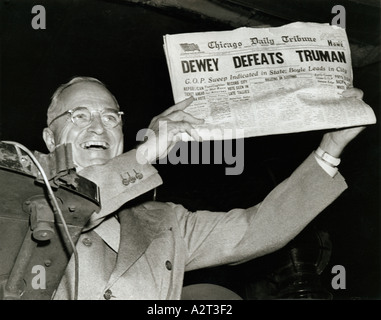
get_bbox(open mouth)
[80,141,110,150]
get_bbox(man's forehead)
[59,81,119,110]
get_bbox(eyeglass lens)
[71,107,122,128]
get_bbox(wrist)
[314,153,339,177]
[318,136,344,158]
[136,144,151,164]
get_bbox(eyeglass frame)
[48,106,124,128]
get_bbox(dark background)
[1,0,380,299]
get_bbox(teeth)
[80,141,109,149]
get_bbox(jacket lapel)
[106,206,166,286]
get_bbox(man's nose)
[87,113,105,134]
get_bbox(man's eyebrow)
[73,106,121,112]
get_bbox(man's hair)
[46,76,120,126]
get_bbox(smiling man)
[44,76,367,300]
[43,77,124,171]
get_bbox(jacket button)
[165,260,172,270]
[103,289,112,300]
[82,237,92,247]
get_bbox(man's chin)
[75,157,112,171]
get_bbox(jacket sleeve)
[172,152,348,271]
[79,149,163,229]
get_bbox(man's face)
[49,82,124,170]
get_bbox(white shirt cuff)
[314,154,339,177]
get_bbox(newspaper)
[163,22,376,140]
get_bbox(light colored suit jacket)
[53,153,347,300]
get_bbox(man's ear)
[43,127,56,152]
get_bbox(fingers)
[166,121,202,142]
[341,87,364,100]
[149,113,204,134]
[321,125,367,157]
[160,96,195,117]
[149,96,203,129]
[144,97,203,161]
[166,110,204,124]
[150,121,202,160]
[344,125,366,136]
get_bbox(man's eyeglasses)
[48,107,124,128]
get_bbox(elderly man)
[44,76,364,300]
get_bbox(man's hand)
[319,88,366,158]
[137,96,204,163]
